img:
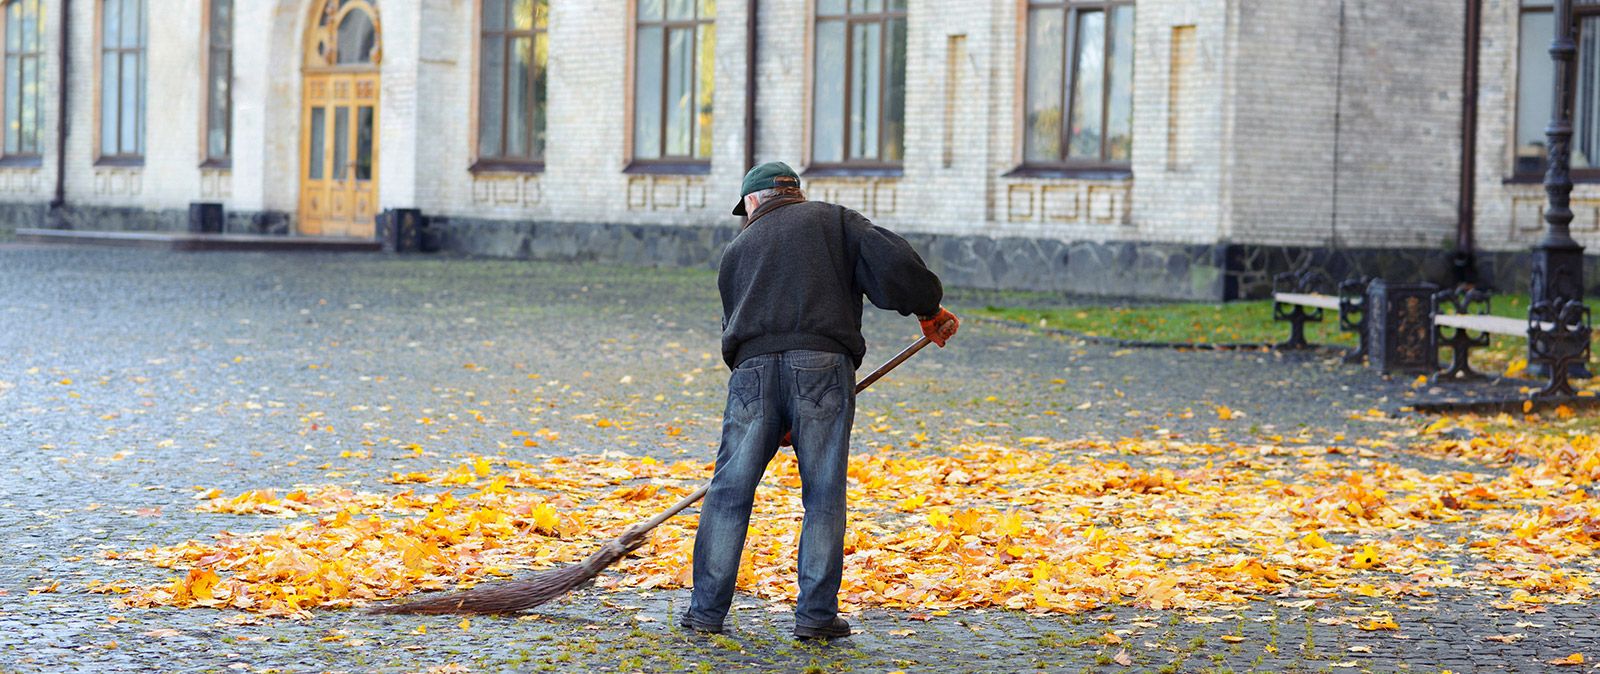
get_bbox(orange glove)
[919,307,960,347]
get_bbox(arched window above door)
[336,8,376,64]
[304,0,381,69]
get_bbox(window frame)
[1016,0,1135,175]
[626,0,715,173]
[201,0,231,168]
[807,0,908,172]
[0,0,44,166]
[472,0,549,174]
[96,0,145,165]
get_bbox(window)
[204,0,231,164]
[1517,1,1556,176]
[1514,1,1600,179]
[99,0,144,160]
[1022,0,1134,168]
[479,0,548,167]
[2,0,43,159]
[633,0,714,163]
[812,0,905,167]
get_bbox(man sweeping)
[681,162,959,640]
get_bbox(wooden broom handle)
[632,333,939,533]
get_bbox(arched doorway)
[298,0,381,238]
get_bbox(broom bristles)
[367,538,637,616]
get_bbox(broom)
[367,331,942,615]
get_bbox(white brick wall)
[1221,0,1463,250]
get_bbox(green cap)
[733,161,802,216]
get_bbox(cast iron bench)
[1431,287,1593,397]
[1272,272,1369,358]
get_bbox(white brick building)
[0,0,1587,299]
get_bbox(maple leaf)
[1348,543,1381,570]
[529,503,560,535]
[1358,616,1399,631]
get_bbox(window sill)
[470,159,545,175]
[802,164,904,178]
[199,158,232,170]
[623,161,711,176]
[94,156,144,168]
[1004,165,1132,180]
[1502,174,1600,185]
[0,155,42,168]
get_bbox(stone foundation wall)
[426,218,1600,302]
[14,206,292,236]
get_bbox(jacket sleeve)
[844,207,944,317]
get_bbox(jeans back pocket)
[728,366,762,412]
[794,362,844,418]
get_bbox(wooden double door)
[299,72,379,238]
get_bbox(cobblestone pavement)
[0,246,1595,673]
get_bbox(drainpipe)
[1456,0,1481,284]
[743,0,757,173]
[50,0,70,223]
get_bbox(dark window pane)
[695,22,715,159]
[333,106,348,180]
[665,27,693,156]
[20,0,36,52]
[100,47,117,154]
[667,0,693,21]
[1025,8,1064,162]
[507,35,532,156]
[309,107,325,179]
[119,51,139,154]
[817,0,844,15]
[886,0,905,11]
[638,0,663,22]
[210,0,231,48]
[337,9,376,64]
[479,34,504,157]
[1067,10,1105,159]
[483,0,505,30]
[851,0,882,13]
[1579,16,1600,169]
[6,2,19,52]
[1105,5,1134,162]
[121,0,140,48]
[21,54,36,153]
[812,20,845,163]
[511,0,533,30]
[5,55,17,154]
[102,0,119,52]
[633,25,662,158]
[849,21,880,160]
[883,17,905,161]
[532,30,547,158]
[1518,11,1554,173]
[356,105,373,180]
[208,50,229,158]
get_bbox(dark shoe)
[679,615,723,634]
[793,617,852,640]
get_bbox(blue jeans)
[685,349,856,630]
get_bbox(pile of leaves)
[94,427,1600,619]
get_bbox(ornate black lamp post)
[1533,0,1584,306]
[1528,0,1592,393]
